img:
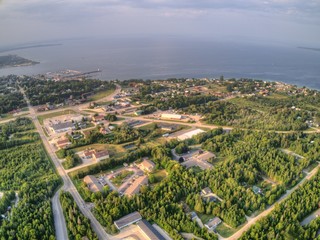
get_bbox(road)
[219,162,320,240]
[20,86,113,240]
[301,208,320,226]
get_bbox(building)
[253,186,262,194]
[177,129,205,141]
[137,159,155,173]
[83,175,103,193]
[160,113,182,120]
[137,220,165,240]
[49,121,75,133]
[83,149,95,159]
[92,115,105,122]
[201,187,212,195]
[114,211,142,230]
[124,175,148,197]
[56,138,71,149]
[196,151,215,162]
[205,217,222,231]
[157,123,179,131]
[81,129,92,139]
[92,150,110,162]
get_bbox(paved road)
[219,162,320,240]
[301,208,320,226]
[20,86,113,240]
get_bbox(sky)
[0,0,320,47]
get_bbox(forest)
[0,119,61,240]
[19,77,115,105]
[240,171,320,240]
[60,191,98,240]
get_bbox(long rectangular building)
[137,220,165,240]
[114,211,142,230]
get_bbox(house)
[81,130,92,139]
[196,151,215,162]
[83,149,95,159]
[83,175,103,193]
[203,195,217,203]
[201,187,212,195]
[161,113,182,120]
[49,121,75,133]
[137,159,155,173]
[92,150,110,162]
[253,186,262,194]
[124,175,148,197]
[114,211,142,230]
[205,217,222,231]
[92,115,105,122]
[137,220,165,240]
[177,129,205,141]
[56,138,71,149]
[99,127,109,135]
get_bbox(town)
[0,75,320,240]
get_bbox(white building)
[161,113,182,120]
[177,129,205,141]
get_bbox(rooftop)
[51,121,74,131]
[124,175,148,197]
[114,211,142,230]
[137,220,165,240]
[83,175,103,193]
[177,129,205,141]
[93,150,109,158]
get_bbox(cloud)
[0,0,319,46]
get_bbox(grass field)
[198,213,214,224]
[216,223,237,238]
[37,109,76,125]
[89,89,115,101]
[153,169,167,182]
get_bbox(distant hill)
[0,54,39,68]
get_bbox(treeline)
[60,191,98,240]
[0,117,34,140]
[0,92,26,114]
[190,100,310,131]
[240,170,320,240]
[20,78,115,105]
[153,95,218,111]
[0,131,61,239]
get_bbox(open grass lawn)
[153,169,167,182]
[89,89,115,101]
[37,109,76,125]
[138,123,157,131]
[216,223,237,238]
[198,213,214,224]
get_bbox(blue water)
[1,37,319,89]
